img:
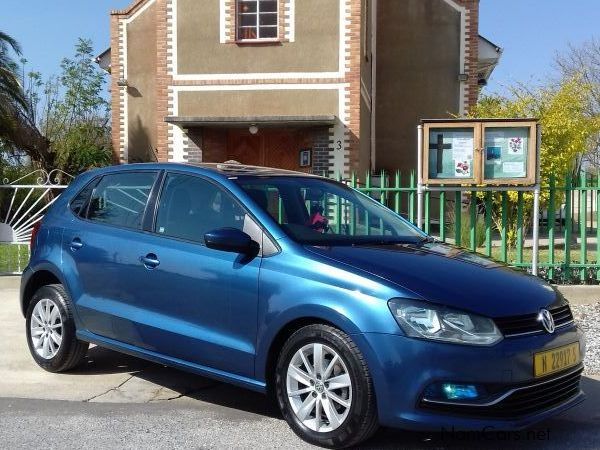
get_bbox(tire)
[275,324,378,448]
[25,284,89,372]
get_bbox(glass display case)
[422,119,537,185]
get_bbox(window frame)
[68,177,101,219]
[72,170,161,233]
[236,0,280,43]
[150,170,279,255]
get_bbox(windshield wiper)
[351,238,421,246]
[418,235,436,244]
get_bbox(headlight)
[388,298,503,346]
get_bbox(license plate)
[534,343,580,378]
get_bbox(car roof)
[90,162,322,179]
[191,162,320,178]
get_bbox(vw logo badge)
[539,309,555,334]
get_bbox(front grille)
[494,303,574,337]
[421,367,583,418]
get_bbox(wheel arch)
[21,264,67,317]
[260,305,364,397]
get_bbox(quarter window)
[86,172,157,230]
[70,180,98,217]
[155,173,246,244]
[237,0,278,40]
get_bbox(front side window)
[86,172,157,229]
[236,177,424,245]
[237,0,278,40]
[155,173,246,244]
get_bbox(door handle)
[70,237,83,251]
[140,253,160,269]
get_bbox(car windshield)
[235,176,424,246]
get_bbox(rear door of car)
[62,170,161,340]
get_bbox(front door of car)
[130,172,261,378]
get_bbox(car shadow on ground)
[72,346,600,449]
[73,345,280,418]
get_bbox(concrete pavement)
[555,285,600,306]
[2,276,600,448]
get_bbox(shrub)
[446,210,487,248]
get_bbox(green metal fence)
[1,170,598,284]
[344,171,600,284]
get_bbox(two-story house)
[100,0,500,176]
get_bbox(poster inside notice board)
[484,127,529,179]
[428,128,475,179]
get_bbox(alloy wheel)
[286,343,353,433]
[30,298,63,359]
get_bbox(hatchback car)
[22,163,585,448]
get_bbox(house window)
[237,0,278,41]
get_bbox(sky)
[0,1,131,77]
[480,0,600,95]
[1,0,599,97]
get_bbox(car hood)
[305,242,559,318]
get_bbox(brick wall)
[184,128,203,163]
[157,0,172,161]
[345,0,362,175]
[311,127,333,176]
[109,13,124,163]
[458,0,480,113]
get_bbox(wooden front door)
[226,129,312,172]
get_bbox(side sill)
[77,330,267,394]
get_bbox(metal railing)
[0,169,71,276]
[343,171,599,284]
[1,169,598,284]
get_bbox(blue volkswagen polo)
[21,163,585,448]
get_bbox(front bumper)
[357,324,586,431]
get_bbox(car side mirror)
[204,228,258,254]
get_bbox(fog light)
[442,383,478,400]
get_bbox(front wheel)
[25,284,89,372]
[275,324,378,448]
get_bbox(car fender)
[253,285,401,383]
[21,261,67,314]
[22,259,85,327]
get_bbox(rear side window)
[86,172,157,230]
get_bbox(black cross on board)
[429,134,452,173]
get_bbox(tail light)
[30,221,42,252]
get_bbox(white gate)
[0,169,72,275]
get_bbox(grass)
[0,243,30,274]
[485,247,598,265]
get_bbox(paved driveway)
[1,277,599,449]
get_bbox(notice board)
[422,119,538,186]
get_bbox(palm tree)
[0,32,52,170]
[0,31,26,138]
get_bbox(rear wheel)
[275,324,378,448]
[25,284,88,372]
